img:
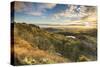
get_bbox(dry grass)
[12,36,68,65]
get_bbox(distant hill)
[11,23,97,65]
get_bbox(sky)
[12,1,97,26]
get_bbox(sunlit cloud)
[27,12,42,16]
[14,1,97,27]
[50,5,97,23]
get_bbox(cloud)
[14,2,26,12]
[79,6,97,22]
[14,2,56,16]
[14,1,33,12]
[39,3,56,9]
[50,5,97,22]
[14,2,97,23]
[32,3,56,16]
[27,12,42,16]
[68,5,78,13]
[28,3,56,16]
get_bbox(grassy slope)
[11,23,97,65]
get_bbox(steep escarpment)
[11,23,97,65]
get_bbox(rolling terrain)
[11,23,97,65]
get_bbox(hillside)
[11,23,97,65]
